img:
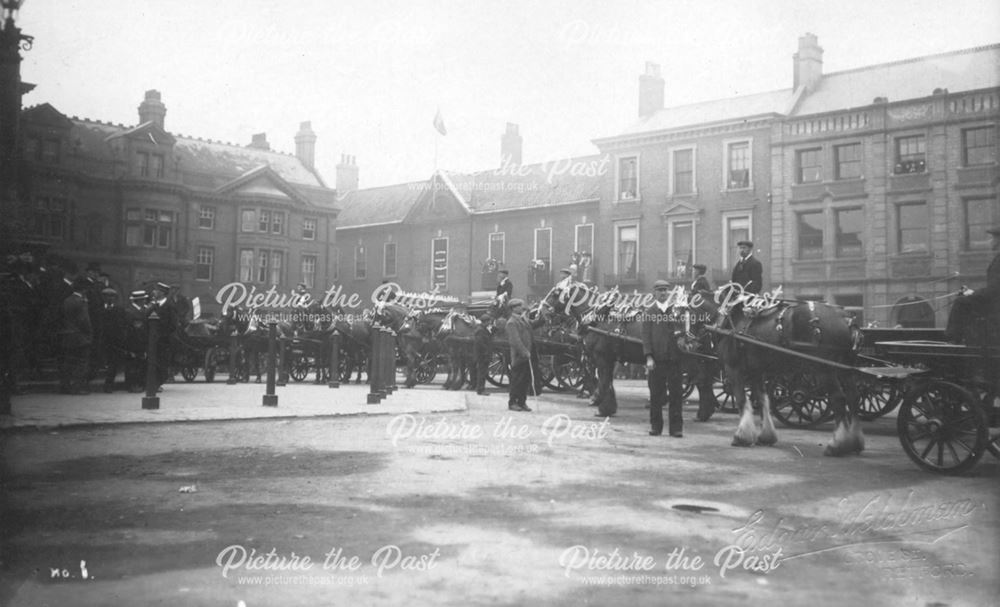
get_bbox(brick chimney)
[336,154,359,194]
[137,90,166,130]
[501,123,522,166]
[638,62,664,118]
[793,33,824,92]
[248,133,270,150]
[295,121,317,168]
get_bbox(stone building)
[13,90,338,314]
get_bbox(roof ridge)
[824,42,1000,78]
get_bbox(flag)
[433,108,447,136]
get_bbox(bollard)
[226,333,240,384]
[385,328,397,395]
[277,335,289,387]
[142,311,161,409]
[263,321,278,407]
[328,332,340,389]
[367,328,383,404]
[376,328,389,399]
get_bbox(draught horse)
[709,294,864,456]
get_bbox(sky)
[18,0,1000,188]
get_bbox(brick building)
[11,90,338,315]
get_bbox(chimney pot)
[137,89,167,130]
[249,132,270,150]
[295,121,317,168]
[793,33,824,92]
[501,122,523,166]
[337,153,359,193]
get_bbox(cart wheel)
[974,386,999,459]
[712,369,742,414]
[180,365,198,382]
[554,355,585,391]
[857,377,901,421]
[769,372,832,428]
[486,350,509,387]
[289,355,310,382]
[415,354,437,384]
[897,380,987,475]
[680,369,696,399]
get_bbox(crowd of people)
[0,254,187,396]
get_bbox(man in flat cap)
[555,267,576,291]
[731,241,763,295]
[504,298,545,412]
[945,226,1000,344]
[641,279,686,437]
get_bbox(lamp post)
[1,0,33,200]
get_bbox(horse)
[436,308,487,390]
[393,307,448,388]
[218,308,296,383]
[706,290,864,456]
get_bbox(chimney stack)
[638,62,664,118]
[295,121,317,168]
[793,33,824,92]
[501,123,522,167]
[248,133,270,150]
[336,154,359,194]
[138,90,166,130]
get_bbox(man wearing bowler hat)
[731,240,763,295]
[945,225,1000,344]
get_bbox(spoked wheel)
[712,370,742,414]
[486,350,510,388]
[180,364,198,382]
[857,377,902,421]
[970,385,999,459]
[554,355,585,391]
[289,354,311,382]
[897,380,987,475]
[414,354,438,384]
[680,370,696,399]
[769,372,833,428]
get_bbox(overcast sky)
[19,0,1000,188]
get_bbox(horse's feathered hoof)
[756,434,777,447]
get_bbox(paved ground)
[1,378,998,607]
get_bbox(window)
[269,251,283,285]
[835,143,862,180]
[835,208,864,258]
[574,224,594,255]
[797,212,824,260]
[726,140,750,189]
[894,135,926,174]
[259,210,271,233]
[239,250,254,282]
[257,250,270,283]
[617,156,638,201]
[198,206,215,230]
[384,242,397,277]
[965,198,995,250]
[533,227,552,270]
[355,244,367,280]
[271,212,283,235]
[125,207,173,249]
[302,218,317,240]
[672,148,694,195]
[797,148,822,183]
[670,221,693,278]
[615,224,638,279]
[151,154,164,178]
[488,232,505,263]
[723,215,751,270]
[897,203,928,254]
[301,255,317,289]
[30,196,69,240]
[431,238,448,289]
[963,127,996,166]
[241,210,256,232]
[196,247,214,281]
[137,152,149,177]
[834,294,864,328]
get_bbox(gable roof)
[336,180,429,228]
[214,165,315,207]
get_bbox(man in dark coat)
[100,288,128,393]
[495,269,513,303]
[472,310,494,396]
[731,240,763,295]
[148,282,178,390]
[123,290,150,392]
[690,263,712,296]
[58,278,93,394]
[946,226,1000,344]
[504,299,544,412]
[641,280,686,437]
